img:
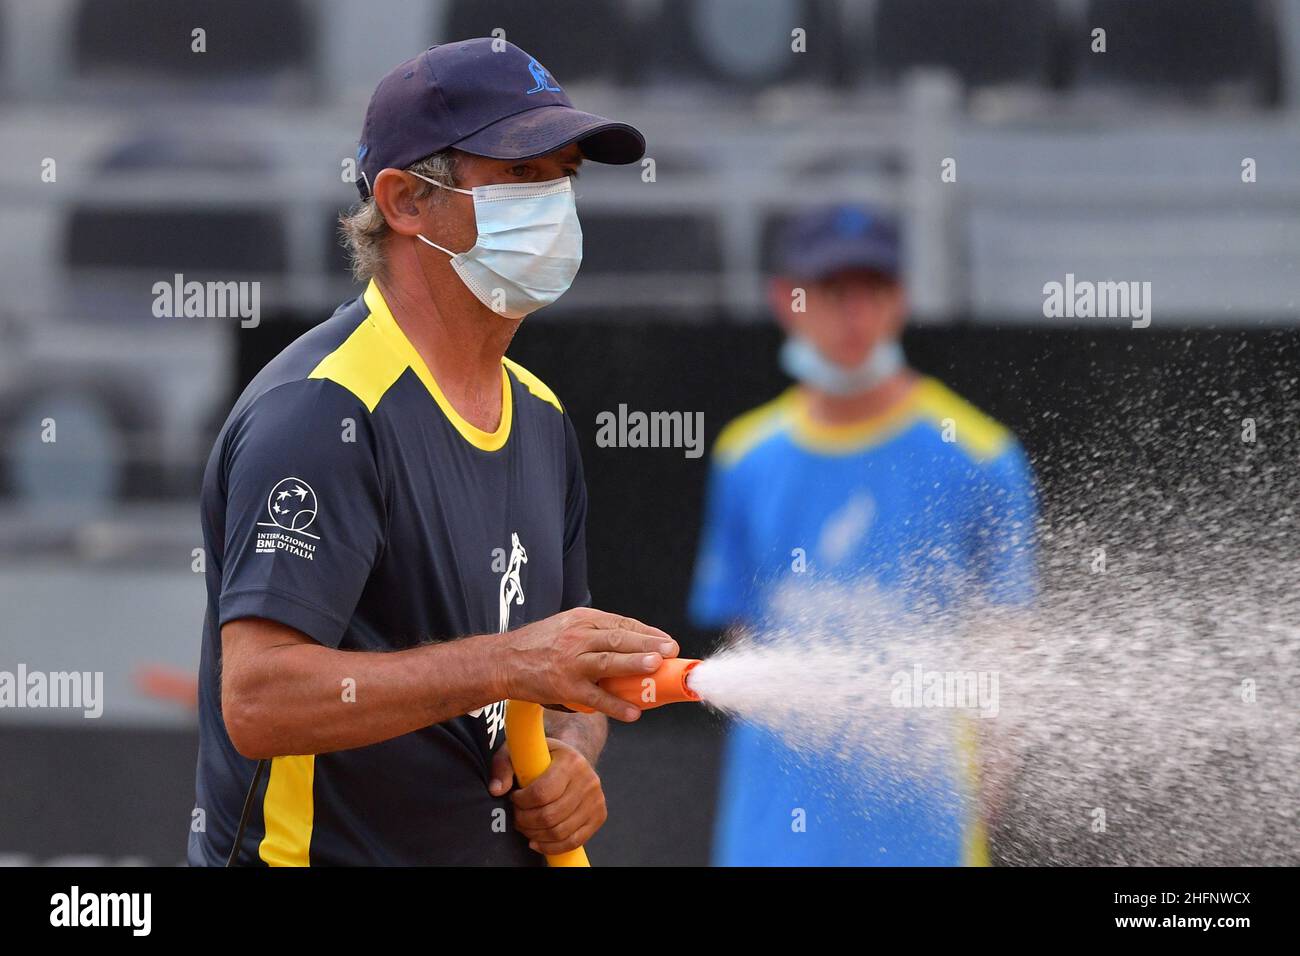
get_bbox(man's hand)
[495,608,678,722]
[489,739,607,855]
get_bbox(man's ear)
[767,277,802,333]
[372,169,426,238]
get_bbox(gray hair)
[339,151,460,283]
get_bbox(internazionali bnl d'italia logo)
[255,476,319,560]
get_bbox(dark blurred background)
[1,0,1298,865]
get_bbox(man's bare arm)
[221,609,677,760]
[221,618,500,759]
[544,710,608,766]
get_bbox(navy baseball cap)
[356,39,646,198]
[775,205,902,281]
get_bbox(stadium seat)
[66,209,288,275]
[73,0,313,96]
[97,131,276,176]
[640,0,843,90]
[1077,0,1277,104]
[66,129,286,276]
[441,0,628,85]
[869,0,1057,89]
[577,212,722,274]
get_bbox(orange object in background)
[134,664,200,711]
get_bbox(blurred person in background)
[688,205,1036,866]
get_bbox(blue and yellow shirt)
[189,280,587,866]
[689,378,1036,866]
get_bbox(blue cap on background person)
[775,204,902,281]
[355,38,646,198]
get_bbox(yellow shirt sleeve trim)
[502,357,564,413]
[713,389,799,467]
[913,378,1011,463]
[307,314,408,413]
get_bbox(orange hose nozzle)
[568,658,702,713]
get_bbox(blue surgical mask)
[779,335,905,396]
[412,173,582,319]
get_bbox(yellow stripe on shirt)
[258,755,315,867]
[310,279,516,451]
[913,378,1011,463]
[713,389,799,467]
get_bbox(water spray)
[511,561,1300,868]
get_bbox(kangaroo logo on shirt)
[469,532,527,747]
[498,533,528,632]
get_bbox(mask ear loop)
[408,171,474,257]
[416,234,457,257]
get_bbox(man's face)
[771,268,907,367]
[419,145,584,255]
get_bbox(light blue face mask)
[412,173,582,319]
[779,335,905,396]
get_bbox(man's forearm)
[544,710,608,766]
[223,623,510,759]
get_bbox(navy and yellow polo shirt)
[188,279,588,866]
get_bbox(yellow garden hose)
[504,699,590,867]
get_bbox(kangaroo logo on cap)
[525,56,562,95]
